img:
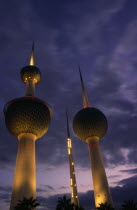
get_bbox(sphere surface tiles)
[73,107,108,141]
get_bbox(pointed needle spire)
[78,66,90,108]
[29,41,35,66]
[66,110,70,138]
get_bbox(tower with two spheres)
[4,43,53,210]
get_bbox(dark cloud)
[38,175,137,209]
[0,0,137,209]
[36,176,137,210]
[0,186,11,206]
[108,175,121,179]
[0,176,137,210]
[0,0,135,170]
[37,191,94,210]
[37,185,54,193]
[118,175,137,186]
[0,0,135,178]
[120,168,137,174]
[58,186,68,190]
[44,185,55,190]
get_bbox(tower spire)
[66,110,70,138]
[79,66,89,108]
[29,41,35,66]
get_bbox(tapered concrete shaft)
[86,137,113,207]
[10,133,37,210]
[68,137,79,206]
[25,79,35,96]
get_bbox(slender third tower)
[73,68,113,207]
[4,43,53,210]
[66,112,79,207]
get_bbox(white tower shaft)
[10,133,37,210]
[86,137,113,207]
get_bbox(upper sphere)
[21,65,41,84]
[73,107,108,142]
[4,97,51,139]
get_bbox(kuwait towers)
[66,112,79,206]
[4,43,53,210]
[73,68,113,207]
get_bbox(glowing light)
[30,55,34,65]
[68,148,70,154]
[19,144,33,147]
[34,78,37,83]
[29,42,35,66]
[84,104,90,108]
[72,162,74,165]
[67,139,72,148]
[70,178,73,186]
[88,144,100,149]
[71,188,74,198]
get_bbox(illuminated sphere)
[21,65,41,84]
[73,107,108,141]
[4,97,51,139]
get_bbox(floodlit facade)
[66,112,79,206]
[73,67,113,207]
[3,43,53,210]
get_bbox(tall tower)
[66,111,79,207]
[73,67,113,207]
[3,43,53,210]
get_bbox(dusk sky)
[0,0,137,209]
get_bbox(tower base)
[86,136,113,207]
[10,133,37,210]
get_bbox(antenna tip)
[32,41,34,50]
[29,41,35,66]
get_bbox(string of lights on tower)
[66,111,79,207]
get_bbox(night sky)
[0,0,137,209]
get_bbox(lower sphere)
[4,97,51,139]
[73,107,108,142]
